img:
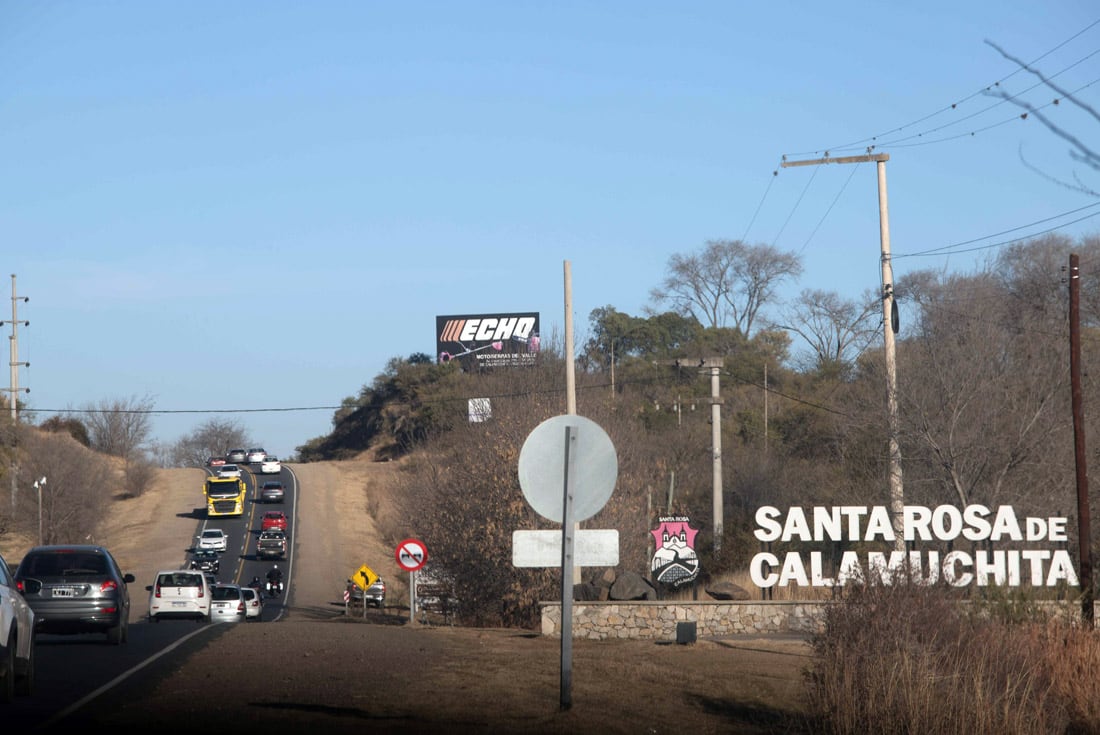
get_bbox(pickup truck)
[256,530,287,560]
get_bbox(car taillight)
[100,580,119,593]
[16,580,25,593]
[198,586,205,597]
[237,601,244,612]
[155,585,162,598]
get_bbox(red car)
[261,511,287,532]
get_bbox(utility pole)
[1069,254,1092,627]
[2,275,30,510]
[781,153,904,551]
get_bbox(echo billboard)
[436,312,540,368]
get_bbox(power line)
[784,18,1100,158]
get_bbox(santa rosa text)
[751,504,1077,589]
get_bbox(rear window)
[22,551,108,577]
[212,586,241,601]
[159,572,203,588]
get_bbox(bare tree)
[16,429,114,545]
[169,418,250,468]
[650,240,802,335]
[82,394,155,461]
[778,288,879,376]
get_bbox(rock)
[596,568,616,588]
[573,582,601,601]
[705,581,752,600]
[610,571,658,601]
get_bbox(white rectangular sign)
[512,529,620,567]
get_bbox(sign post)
[395,538,428,625]
[516,414,618,712]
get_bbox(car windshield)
[202,531,223,539]
[22,551,108,577]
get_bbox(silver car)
[0,550,35,700]
[241,586,263,622]
[209,584,246,623]
[14,545,134,645]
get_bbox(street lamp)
[33,476,46,546]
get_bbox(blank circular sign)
[518,414,618,523]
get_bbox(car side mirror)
[145,585,153,592]
[124,573,136,584]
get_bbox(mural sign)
[650,516,700,587]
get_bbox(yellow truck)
[205,476,246,518]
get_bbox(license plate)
[52,588,75,598]
[171,601,188,607]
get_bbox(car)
[225,448,247,464]
[189,549,221,574]
[258,481,285,504]
[147,569,211,623]
[261,511,288,532]
[217,464,242,479]
[246,448,267,464]
[14,545,135,644]
[209,584,246,623]
[346,577,386,609]
[240,586,263,622]
[256,529,287,560]
[0,550,35,701]
[203,571,218,589]
[259,456,282,475]
[206,456,226,468]
[197,528,229,552]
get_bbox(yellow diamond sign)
[352,564,379,591]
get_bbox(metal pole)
[559,424,577,711]
[409,569,417,625]
[564,261,576,416]
[1070,254,1093,627]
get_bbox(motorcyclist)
[266,565,284,594]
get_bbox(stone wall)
[540,599,1100,640]
[540,600,830,640]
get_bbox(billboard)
[436,312,540,368]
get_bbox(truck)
[256,530,287,560]
[205,476,247,518]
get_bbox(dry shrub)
[804,582,1076,735]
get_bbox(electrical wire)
[783,17,1100,158]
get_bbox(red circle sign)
[395,538,428,572]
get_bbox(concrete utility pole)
[668,357,725,552]
[3,275,30,510]
[781,154,905,551]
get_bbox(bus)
[205,477,246,518]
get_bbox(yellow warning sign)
[351,564,379,591]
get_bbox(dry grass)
[802,583,1100,735]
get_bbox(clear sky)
[2,2,1098,460]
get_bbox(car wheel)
[15,638,34,697]
[0,632,15,704]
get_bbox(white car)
[217,464,242,479]
[241,586,263,621]
[209,584,246,623]
[259,456,281,474]
[0,551,35,700]
[147,569,211,623]
[246,448,267,464]
[197,529,228,552]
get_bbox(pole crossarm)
[781,153,889,168]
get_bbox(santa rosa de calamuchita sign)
[751,504,1078,589]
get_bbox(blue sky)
[2,2,1097,459]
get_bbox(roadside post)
[395,538,428,624]
[348,564,379,619]
[516,414,618,711]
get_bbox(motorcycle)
[265,578,285,597]
[248,576,264,597]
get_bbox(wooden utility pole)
[781,153,904,551]
[1069,254,1092,627]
